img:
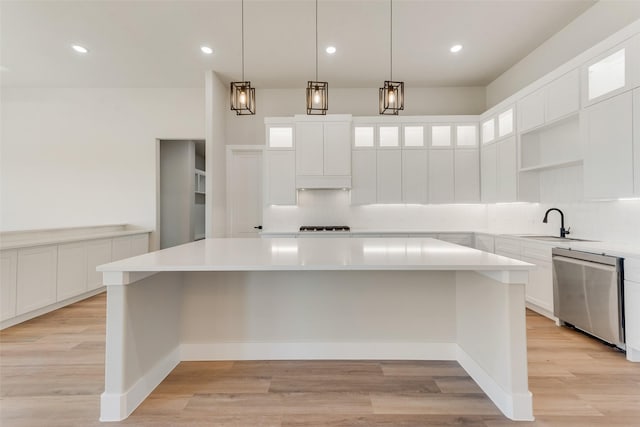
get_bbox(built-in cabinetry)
[295,115,351,189]
[494,236,554,317]
[481,106,517,202]
[625,256,640,362]
[265,119,296,205]
[0,227,149,329]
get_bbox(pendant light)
[379,0,404,115]
[306,0,328,115]
[230,0,255,115]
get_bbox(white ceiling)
[0,0,596,89]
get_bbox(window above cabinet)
[379,126,400,148]
[353,126,375,148]
[482,118,495,144]
[431,125,452,148]
[267,126,294,149]
[403,126,424,148]
[498,108,514,137]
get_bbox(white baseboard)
[180,341,458,361]
[1,287,105,330]
[627,345,640,362]
[100,346,180,422]
[457,347,534,421]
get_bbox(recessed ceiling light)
[200,46,213,55]
[72,45,88,54]
[450,44,463,53]
[326,46,336,54]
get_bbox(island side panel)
[455,270,532,421]
[180,270,458,360]
[101,272,183,422]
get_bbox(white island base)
[98,238,534,422]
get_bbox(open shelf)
[520,159,583,173]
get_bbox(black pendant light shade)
[306,81,328,115]
[230,81,255,115]
[230,0,256,115]
[379,0,404,115]
[306,0,328,115]
[379,80,404,115]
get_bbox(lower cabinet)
[1,250,18,321]
[625,257,640,362]
[474,234,494,253]
[57,242,89,301]
[16,245,58,315]
[112,234,149,261]
[86,239,112,291]
[437,233,474,248]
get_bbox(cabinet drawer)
[494,238,521,257]
[521,243,552,262]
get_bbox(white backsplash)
[263,190,487,231]
[264,190,640,246]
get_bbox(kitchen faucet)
[543,208,570,238]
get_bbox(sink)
[512,235,595,242]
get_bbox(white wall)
[486,1,640,107]
[205,71,228,238]
[0,87,205,249]
[263,190,488,232]
[227,87,486,147]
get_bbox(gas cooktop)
[299,226,351,232]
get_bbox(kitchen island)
[98,237,534,422]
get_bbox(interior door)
[227,148,263,237]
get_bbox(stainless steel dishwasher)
[552,248,625,349]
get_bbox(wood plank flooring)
[1,292,639,426]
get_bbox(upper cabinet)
[481,118,495,145]
[518,69,580,134]
[265,118,296,205]
[582,36,639,107]
[295,115,351,189]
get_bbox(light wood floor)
[1,293,639,427]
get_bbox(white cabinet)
[496,136,517,202]
[625,256,640,362]
[480,144,497,203]
[518,89,545,133]
[497,108,514,138]
[481,118,495,144]
[546,69,580,123]
[295,119,351,188]
[519,242,553,314]
[474,235,494,253]
[428,149,454,203]
[112,234,150,262]
[86,239,112,291]
[265,150,296,205]
[583,45,629,106]
[296,122,323,176]
[16,245,58,315]
[1,250,17,321]
[351,149,377,204]
[437,233,473,248]
[377,150,402,203]
[57,242,87,300]
[455,149,480,202]
[266,124,294,149]
[402,149,428,203]
[634,89,640,195]
[583,91,634,199]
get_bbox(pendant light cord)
[315,0,318,81]
[241,0,245,81]
[390,0,393,81]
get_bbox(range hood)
[296,175,351,189]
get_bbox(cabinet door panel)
[402,149,428,204]
[1,250,18,321]
[87,239,112,291]
[324,122,351,176]
[481,144,497,203]
[377,150,402,203]
[295,123,323,176]
[428,149,454,203]
[130,235,149,257]
[266,150,296,205]
[455,149,480,202]
[634,89,640,195]
[518,88,545,132]
[546,69,580,122]
[496,137,517,202]
[583,91,633,199]
[625,280,640,360]
[57,242,88,301]
[16,246,58,315]
[351,150,377,204]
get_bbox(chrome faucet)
[543,208,570,238]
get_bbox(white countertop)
[98,237,533,272]
[0,224,152,250]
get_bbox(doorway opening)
[158,139,206,249]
